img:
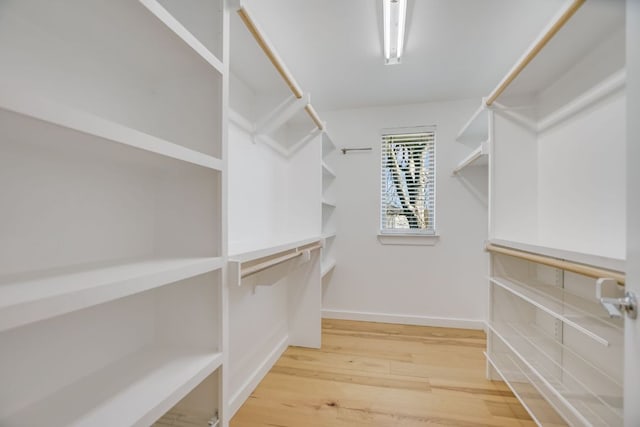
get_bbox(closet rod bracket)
[597,278,637,319]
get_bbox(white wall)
[625,1,640,424]
[226,116,322,416]
[321,99,488,329]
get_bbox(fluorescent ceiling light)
[383,0,407,65]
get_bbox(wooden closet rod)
[237,7,304,99]
[485,0,585,106]
[241,243,323,279]
[305,104,324,130]
[486,243,625,285]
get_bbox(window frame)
[378,126,438,244]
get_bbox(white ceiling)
[242,0,566,112]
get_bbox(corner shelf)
[452,141,489,174]
[321,258,336,278]
[321,131,338,283]
[322,161,336,179]
[456,101,490,145]
[2,346,223,427]
[0,257,223,333]
[452,100,491,175]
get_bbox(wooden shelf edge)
[0,87,224,172]
[235,5,303,99]
[487,239,625,279]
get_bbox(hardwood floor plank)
[231,319,540,427]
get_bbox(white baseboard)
[227,334,290,418]
[322,309,485,330]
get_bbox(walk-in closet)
[1,0,638,426]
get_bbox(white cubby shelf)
[0,0,226,424]
[0,90,224,172]
[0,257,223,333]
[3,347,222,427]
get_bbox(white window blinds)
[380,128,436,234]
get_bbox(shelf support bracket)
[253,93,309,137]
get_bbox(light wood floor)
[231,319,534,427]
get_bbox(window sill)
[377,233,440,246]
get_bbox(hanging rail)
[486,243,625,285]
[242,243,322,279]
[237,6,304,99]
[485,0,585,106]
[304,104,324,130]
[236,5,325,132]
[229,238,324,286]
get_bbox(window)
[380,127,436,235]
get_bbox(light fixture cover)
[383,0,407,65]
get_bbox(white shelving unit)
[321,132,338,279]
[229,3,323,158]
[488,0,626,259]
[0,0,227,425]
[484,1,627,425]
[453,101,491,174]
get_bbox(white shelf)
[139,0,224,75]
[321,259,336,278]
[229,108,254,134]
[456,101,489,145]
[0,257,223,332]
[490,276,621,346]
[488,321,622,426]
[322,131,337,157]
[452,141,488,174]
[322,199,337,208]
[0,88,224,172]
[229,236,323,264]
[322,161,336,179]
[2,346,222,427]
[323,232,337,240]
[489,239,625,274]
[486,351,568,427]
